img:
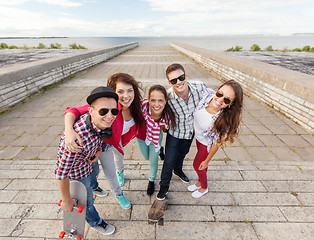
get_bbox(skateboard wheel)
[76,236,82,240]
[77,205,84,213]
[58,200,62,207]
[158,218,164,226]
[59,231,65,238]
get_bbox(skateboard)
[148,197,168,225]
[58,181,87,240]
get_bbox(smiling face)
[149,90,167,117]
[115,82,135,108]
[89,97,117,129]
[211,85,235,112]
[167,69,188,95]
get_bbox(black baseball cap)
[86,86,119,105]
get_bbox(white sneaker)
[92,220,115,235]
[188,184,201,192]
[191,188,208,198]
[93,187,109,197]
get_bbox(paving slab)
[0,45,313,239]
[253,223,314,240]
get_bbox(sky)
[0,0,314,37]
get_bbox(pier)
[0,45,313,239]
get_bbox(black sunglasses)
[215,91,232,105]
[169,74,185,85]
[97,108,119,116]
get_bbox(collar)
[117,102,123,111]
[169,81,195,100]
[90,117,102,133]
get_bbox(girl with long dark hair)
[188,80,243,198]
[137,85,176,195]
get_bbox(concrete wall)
[171,42,314,134]
[0,42,138,109]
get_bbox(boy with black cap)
[55,86,119,236]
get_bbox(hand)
[87,148,102,164]
[60,198,77,212]
[198,161,209,170]
[65,129,83,153]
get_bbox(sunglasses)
[169,74,185,85]
[215,91,232,105]
[97,108,119,116]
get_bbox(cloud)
[0,4,155,37]
[37,0,82,7]
[0,0,82,7]
[0,0,28,5]
[0,0,313,37]
[143,0,313,12]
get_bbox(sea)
[1,35,314,75]
[1,35,314,51]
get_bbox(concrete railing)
[171,42,314,133]
[0,42,138,109]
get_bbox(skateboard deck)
[58,181,87,240]
[148,197,168,225]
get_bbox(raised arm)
[64,104,89,152]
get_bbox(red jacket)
[65,103,145,155]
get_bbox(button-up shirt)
[167,81,207,139]
[55,113,103,180]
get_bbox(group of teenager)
[55,63,244,236]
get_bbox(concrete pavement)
[0,46,313,239]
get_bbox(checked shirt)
[167,80,207,140]
[55,113,103,180]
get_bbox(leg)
[159,133,181,187]
[137,138,149,160]
[193,140,208,190]
[174,137,193,172]
[75,175,102,227]
[148,132,163,182]
[113,146,125,186]
[90,162,99,190]
[113,144,124,173]
[98,146,122,195]
[99,146,131,209]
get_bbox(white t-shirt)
[122,118,135,135]
[194,108,216,146]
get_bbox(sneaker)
[92,220,115,236]
[147,181,155,195]
[156,185,169,200]
[93,187,109,197]
[116,170,124,186]
[159,146,165,160]
[173,170,190,183]
[188,184,201,192]
[191,188,208,198]
[115,192,131,210]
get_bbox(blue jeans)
[90,143,110,190]
[159,133,193,186]
[75,173,102,227]
[137,132,163,182]
[90,162,99,190]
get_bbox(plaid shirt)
[167,81,207,139]
[55,113,103,180]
